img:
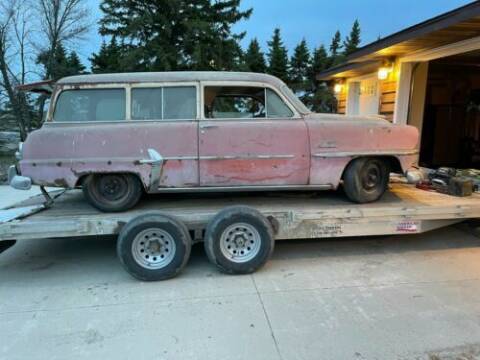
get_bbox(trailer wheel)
[83,173,143,212]
[343,157,389,203]
[204,206,274,275]
[117,213,192,281]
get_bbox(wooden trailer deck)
[0,183,479,242]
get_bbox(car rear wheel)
[83,173,143,212]
[204,206,275,275]
[117,213,192,281]
[343,157,389,203]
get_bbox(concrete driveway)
[1,187,480,359]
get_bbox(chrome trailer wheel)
[204,206,274,275]
[131,228,177,270]
[219,223,262,263]
[117,213,191,281]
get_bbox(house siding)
[378,80,397,121]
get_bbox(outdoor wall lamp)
[378,67,392,80]
[333,79,345,94]
[378,58,395,80]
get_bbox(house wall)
[337,91,347,114]
[335,60,400,121]
[378,79,397,121]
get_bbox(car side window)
[53,89,126,122]
[204,86,293,119]
[212,95,265,119]
[164,87,197,120]
[131,88,162,120]
[266,89,294,118]
[131,86,197,120]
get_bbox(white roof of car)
[57,71,314,115]
[58,71,286,87]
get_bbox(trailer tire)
[83,173,143,212]
[117,213,192,281]
[204,206,274,275]
[343,157,389,203]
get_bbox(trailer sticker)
[396,221,419,233]
[311,223,343,237]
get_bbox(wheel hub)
[362,163,381,190]
[97,175,128,201]
[132,228,176,269]
[219,223,261,263]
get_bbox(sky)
[80,0,473,67]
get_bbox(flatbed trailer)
[1,183,479,241]
[1,183,479,280]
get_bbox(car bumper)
[8,165,32,190]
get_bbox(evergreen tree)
[289,39,310,92]
[244,38,266,73]
[267,28,289,83]
[343,20,361,55]
[37,43,86,80]
[329,30,342,57]
[308,45,328,85]
[90,37,123,73]
[67,51,86,74]
[98,0,251,71]
[303,45,336,113]
[328,30,345,68]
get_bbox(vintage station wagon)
[9,72,419,212]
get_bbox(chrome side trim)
[200,154,296,160]
[21,156,197,164]
[15,142,23,160]
[140,149,164,191]
[312,150,419,158]
[150,184,332,193]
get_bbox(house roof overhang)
[317,1,480,81]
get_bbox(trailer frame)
[1,183,479,243]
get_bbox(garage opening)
[419,50,480,169]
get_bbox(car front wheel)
[342,157,389,203]
[83,173,143,212]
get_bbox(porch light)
[378,66,392,80]
[334,83,344,93]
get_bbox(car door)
[129,83,200,189]
[199,83,310,187]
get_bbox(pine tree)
[267,28,289,83]
[308,45,328,85]
[67,51,86,74]
[90,37,123,73]
[300,44,337,113]
[343,20,361,55]
[329,31,342,57]
[289,39,310,92]
[37,43,86,80]
[98,0,251,71]
[244,38,266,73]
[327,30,345,68]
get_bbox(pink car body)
[11,72,419,196]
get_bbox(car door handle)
[200,124,219,129]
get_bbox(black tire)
[204,206,274,275]
[343,157,389,203]
[83,173,143,212]
[117,212,192,281]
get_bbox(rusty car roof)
[57,71,286,87]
